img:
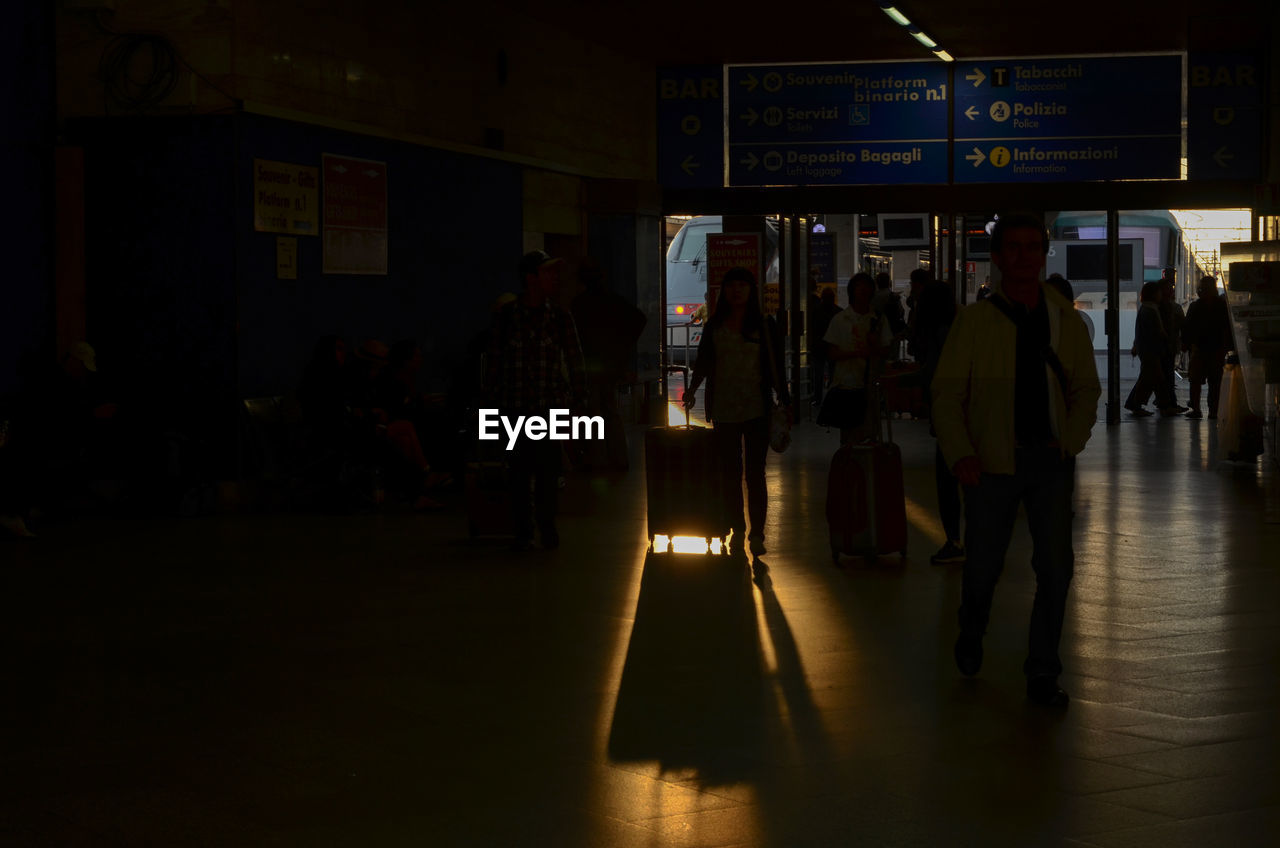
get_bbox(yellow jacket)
[931,284,1101,474]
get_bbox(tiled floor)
[2,400,1278,847]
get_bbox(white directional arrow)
[681,155,700,176]
[1213,145,1235,168]
[965,106,980,120]
[363,168,380,178]
[740,73,759,93]
[966,147,987,167]
[965,68,987,87]
[721,238,749,246]
[332,164,348,174]
[742,107,759,127]
[740,152,760,171]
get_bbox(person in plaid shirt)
[487,250,587,551]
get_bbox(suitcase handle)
[866,379,892,445]
[664,364,694,429]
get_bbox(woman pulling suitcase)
[682,267,791,559]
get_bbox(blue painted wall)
[234,113,524,398]
[71,112,524,476]
[0,0,55,399]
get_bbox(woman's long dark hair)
[706,266,765,337]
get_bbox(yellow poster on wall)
[254,159,319,235]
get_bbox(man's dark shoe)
[954,633,983,677]
[1159,406,1185,417]
[1127,406,1153,417]
[931,540,966,565]
[1027,676,1070,707]
[1185,408,1203,419]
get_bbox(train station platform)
[3,407,1278,847]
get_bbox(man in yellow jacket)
[932,213,1101,707]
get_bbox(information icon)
[990,146,1012,167]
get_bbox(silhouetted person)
[808,285,841,405]
[1157,268,1187,411]
[375,339,452,498]
[488,250,587,551]
[904,267,926,358]
[683,266,790,559]
[1182,275,1234,419]
[452,292,517,419]
[871,272,906,357]
[820,272,891,445]
[343,339,389,427]
[19,342,121,511]
[1125,282,1181,417]
[1046,273,1074,302]
[571,257,646,471]
[298,335,352,446]
[932,213,1100,707]
[909,269,964,565]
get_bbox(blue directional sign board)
[657,66,725,189]
[727,62,949,186]
[1187,52,1263,181]
[953,55,1181,182]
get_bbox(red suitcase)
[825,386,907,563]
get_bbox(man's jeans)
[508,430,562,542]
[960,446,1076,680]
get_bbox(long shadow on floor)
[608,549,768,786]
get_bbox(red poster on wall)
[322,153,388,275]
[706,232,763,315]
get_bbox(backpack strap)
[986,294,1068,391]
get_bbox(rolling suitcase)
[465,447,511,538]
[644,380,730,553]
[825,384,907,563]
[465,352,513,538]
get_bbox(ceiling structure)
[510,0,1275,67]
[495,1,1276,213]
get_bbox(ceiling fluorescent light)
[933,49,954,62]
[881,6,912,26]
[911,30,938,49]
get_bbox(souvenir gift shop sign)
[322,154,388,275]
[707,232,772,314]
[253,158,318,235]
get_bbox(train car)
[1048,210,1207,351]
